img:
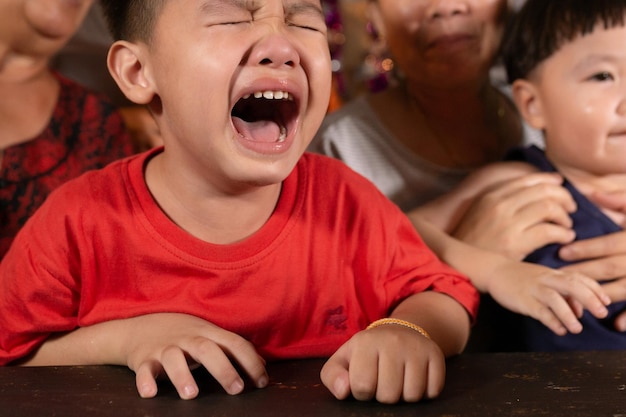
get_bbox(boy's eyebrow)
[572,53,623,72]
[199,0,251,14]
[284,1,325,19]
[198,0,323,18]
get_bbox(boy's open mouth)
[231,90,297,143]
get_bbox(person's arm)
[320,291,469,404]
[411,217,611,335]
[18,314,268,400]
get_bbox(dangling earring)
[363,21,394,92]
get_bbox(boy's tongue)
[233,117,281,142]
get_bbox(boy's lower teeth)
[277,125,287,142]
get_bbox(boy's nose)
[618,97,626,116]
[249,31,300,69]
[427,0,470,19]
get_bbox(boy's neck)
[145,152,283,245]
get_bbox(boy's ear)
[107,41,155,105]
[511,79,546,130]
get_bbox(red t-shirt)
[0,150,478,364]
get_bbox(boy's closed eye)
[285,2,327,34]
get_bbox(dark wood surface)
[1,351,625,416]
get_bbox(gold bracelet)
[366,318,431,340]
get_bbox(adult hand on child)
[559,189,626,330]
[452,173,577,261]
[119,313,268,400]
[589,190,626,214]
[409,216,609,337]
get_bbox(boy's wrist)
[366,318,431,340]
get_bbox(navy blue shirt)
[508,146,625,351]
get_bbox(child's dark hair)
[99,0,164,41]
[502,0,626,83]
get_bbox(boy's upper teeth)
[243,91,292,100]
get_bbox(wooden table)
[1,351,625,416]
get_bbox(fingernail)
[229,379,244,395]
[139,383,157,398]
[559,246,572,259]
[257,375,269,389]
[183,384,198,399]
[333,378,349,398]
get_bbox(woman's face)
[0,0,93,62]
[370,0,508,89]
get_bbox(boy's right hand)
[117,313,268,400]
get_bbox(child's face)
[0,0,93,73]
[526,23,626,176]
[136,0,331,189]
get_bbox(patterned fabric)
[0,73,133,259]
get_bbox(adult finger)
[596,278,626,304]
[614,310,626,332]
[561,254,626,281]
[481,172,576,212]
[588,190,626,213]
[560,231,626,261]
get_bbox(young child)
[0,0,135,259]
[417,0,626,351]
[0,0,481,404]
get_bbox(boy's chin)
[239,163,298,188]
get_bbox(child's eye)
[288,23,322,32]
[287,22,325,32]
[222,20,251,25]
[589,71,614,82]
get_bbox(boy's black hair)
[99,0,164,41]
[502,0,626,83]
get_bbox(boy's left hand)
[320,324,444,404]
